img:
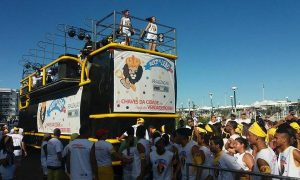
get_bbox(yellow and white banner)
[37,87,82,134]
[114,50,175,113]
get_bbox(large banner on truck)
[114,50,175,113]
[37,87,82,134]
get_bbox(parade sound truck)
[18,11,178,150]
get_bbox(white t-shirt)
[217,152,241,180]
[146,22,158,40]
[200,146,214,179]
[46,137,63,167]
[253,147,279,179]
[150,150,174,180]
[234,152,250,171]
[278,146,300,178]
[165,143,173,152]
[120,17,132,36]
[178,140,198,180]
[132,138,151,178]
[69,139,94,180]
[95,140,114,167]
[123,124,150,140]
[9,133,23,156]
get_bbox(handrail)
[90,113,179,119]
[19,55,89,109]
[89,43,177,60]
[19,97,29,110]
[79,58,91,86]
[40,55,82,70]
[20,55,87,93]
[186,163,299,180]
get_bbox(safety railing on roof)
[186,163,299,180]
[95,11,177,55]
[19,55,91,109]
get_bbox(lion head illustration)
[117,55,143,91]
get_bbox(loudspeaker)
[58,61,79,79]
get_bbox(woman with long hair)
[145,16,158,51]
[234,137,254,171]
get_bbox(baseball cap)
[137,118,144,124]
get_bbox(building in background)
[0,88,19,122]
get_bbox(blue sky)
[1,0,300,107]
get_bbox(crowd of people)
[0,125,27,180]
[0,110,299,180]
[33,109,300,180]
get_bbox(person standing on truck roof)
[66,126,97,180]
[46,128,65,180]
[119,10,135,46]
[145,16,158,51]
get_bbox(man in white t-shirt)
[9,127,27,177]
[209,136,241,180]
[94,128,128,180]
[247,122,279,178]
[47,128,64,180]
[67,126,97,180]
[274,123,300,178]
[176,128,205,180]
[150,136,176,180]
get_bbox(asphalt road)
[17,147,44,180]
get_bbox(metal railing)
[95,11,177,55]
[19,55,91,110]
[186,163,299,180]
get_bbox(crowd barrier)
[186,163,299,180]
